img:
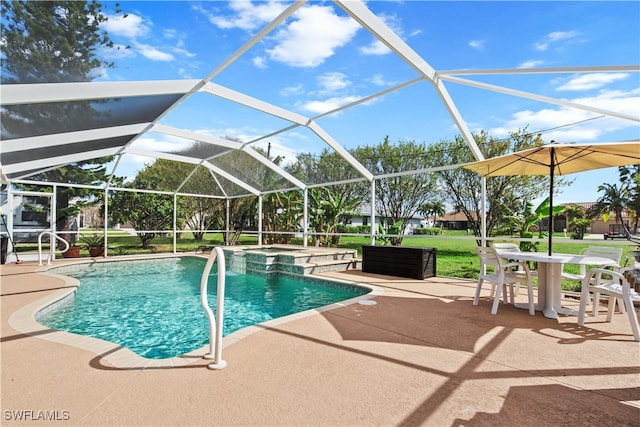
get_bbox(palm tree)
[418,201,445,227]
[591,182,630,230]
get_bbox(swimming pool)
[37,257,370,359]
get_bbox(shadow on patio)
[1,262,639,426]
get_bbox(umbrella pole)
[548,148,555,256]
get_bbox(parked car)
[603,230,628,240]
[603,223,630,240]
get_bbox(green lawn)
[18,229,636,292]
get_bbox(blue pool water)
[38,257,368,359]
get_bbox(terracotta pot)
[63,246,81,258]
[88,247,104,257]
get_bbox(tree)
[134,154,226,241]
[108,175,176,249]
[307,186,360,247]
[619,165,639,233]
[428,128,568,241]
[418,201,445,227]
[258,146,301,245]
[1,1,128,243]
[353,137,439,244]
[289,148,368,225]
[517,197,565,253]
[563,204,587,239]
[591,182,630,230]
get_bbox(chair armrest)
[504,261,530,273]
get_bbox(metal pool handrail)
[200,246,227,370]
[38,232,70,265]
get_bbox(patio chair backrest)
[583,246,623,266]
[564,246,624,281]
[477,246,503,275]
[493,243,520,254]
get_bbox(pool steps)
[222,247,362,277]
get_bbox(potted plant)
[81,233,105,257]
[62,244,81,258]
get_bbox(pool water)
[38,257,368,359]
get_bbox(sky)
[94,0,639,205]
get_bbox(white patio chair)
[577,268,640,342]
[474,246,535,315]
[562,246,623,313]
[561,246,622,281]
[494,242,538,287]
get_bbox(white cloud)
[172,46,196,58]
[130,135,193,153]
[316,72,350,94]
[489,89,640,142]
[266,5,360,68]
[360,40,391,55]
[163,28,178,39]
[195,2,361,68]
[368,74,392,87]
[280,83,305,96]
[360,12,403,56]
[194,0,287,31]
[252,56,268,69]
[556,73,629,91]
[573,88,640,116]
[134,42,174,61]
[99,43,135,62]
[534,30,580,51]
[298,95,361,115]
[177,68,192,79]
[469,40,485,50]
[169,37,196,58]
[534,42,548,52]
[518,59,545,69]
[548,31,579,42]
[191,126,303,165]
[102,13,149,38]
[102,12,195,62]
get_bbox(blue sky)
[97,1,639,204]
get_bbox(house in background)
[434,203,634,236]
[350,206,424,231]
[435,211,479,231]
[555,202,633,235]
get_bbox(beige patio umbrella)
[464,141,640,255]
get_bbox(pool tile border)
[8,256,383,369]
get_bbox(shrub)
[414,227,443,235]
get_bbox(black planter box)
[362,245,436,280]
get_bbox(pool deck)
[2,256,639,426]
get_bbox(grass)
[338,233,637,292]
[16,229,637,292]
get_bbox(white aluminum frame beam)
[441,75,639,123]
[199,82,373,182]
[438,65,640,76]
[1,124,148,153]
[153,124,306,190]
[3,147,121,176]
[0,80,198,105]
[123,148,260,195]
[335,0,484,161]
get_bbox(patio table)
[497,251,618,319]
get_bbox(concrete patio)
[2,258,639,426]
